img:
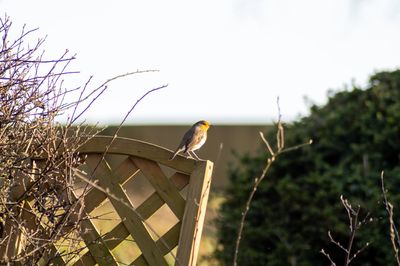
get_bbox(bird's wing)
[179,126,197,151]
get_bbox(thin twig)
[322,195,370,266]
[381,171,400,265]
[233,98,312,266]
[320,249,337,266]
[88,84,167,175]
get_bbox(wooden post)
[175,160,213,266]
[0,158,38,263]
[0,214,22,263]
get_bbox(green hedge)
[215,70,400,265]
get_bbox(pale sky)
[2,0,400,124]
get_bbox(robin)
[169,120,210,161]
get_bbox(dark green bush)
[216,70,400,266]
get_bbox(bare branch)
[233,98,312,266]
[322,195,370,266]
[381,171,400,266]
[320,249,337,266]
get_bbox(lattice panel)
[1,136,213,266]
[70,154,190,266]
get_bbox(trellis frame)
[0,136,213,266]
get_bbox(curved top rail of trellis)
[73,136,214,266]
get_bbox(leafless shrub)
[0,15,163,264]
[321,195,371,266]
[0,15,91,264]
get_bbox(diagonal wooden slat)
[72,249,96,266]
[79,221,182,266]
[131,157,186,220]
[136,172,189,220]
[37,249,65,266]
[77,172,190,262]
[80,156,140,214]
[37,247,66,266]
[68,192,118,266]
[21,201,66,266]
[53,181,118,266]
[77,212,118,265]
[131,222,181,266]
[85,155,169,266]
[73,222,128,266]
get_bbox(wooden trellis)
[0,136,213,266]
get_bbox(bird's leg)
[191,151,202,161]
[186,151,194,159]
[170,148,183,160]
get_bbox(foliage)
[215,69,400,265]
